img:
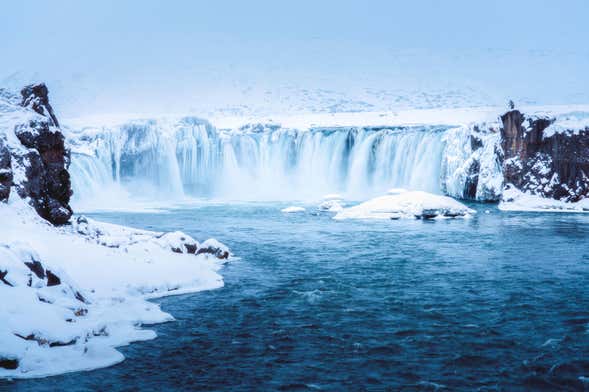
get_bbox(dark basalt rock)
[24,259,46,280]
[463,159,480,200]
[185,243,198,254]
[0,357,19,370]
[0,137,11,193]
[46,270,61,286]
[501,110,589,201]
[0,270,12,286]
[14,333,76,348]
[13,84,73,224]
[0,137,11,202]
[196,246,230,260]
[21,83,59,127]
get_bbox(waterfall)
[68,116,499,205]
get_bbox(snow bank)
[334,191,475,220]
[543,111,589,138]
[499,186,589,213]
[281,206,306,213]
[386,188,408,195]
[322,193,344,200]
[0,198,228,379]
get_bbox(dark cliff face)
[500,110,589,201]
[8,83,73,224]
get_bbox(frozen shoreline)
[0,198,229,379]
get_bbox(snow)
[0,198,228,379]
[441,124,503,201]
[334,191,475,220]
[318,199,344,213]
[281,206,306,213]
[386,188,408,195]
[499,186,589,213]
[542,111,589,138]
[322,193,344,201]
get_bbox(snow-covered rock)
[0,197,228,379]
[0,84,73,224]
[501,109,589,202]
[196,238,231,260]
[281,206,306,213]
[499,185,589,213]
[334,191,475,220]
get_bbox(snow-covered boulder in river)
[499,185,589,213]
[334,191,475,220]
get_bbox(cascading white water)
[68,116,497,205]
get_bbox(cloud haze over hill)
[2,0,588,118]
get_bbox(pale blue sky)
[2,0,588,117]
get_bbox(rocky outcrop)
[11,84,73,224]
[501,110,589,201]
[20,83,60,127]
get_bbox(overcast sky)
[2,0,589,118]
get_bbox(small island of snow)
[334,191,475,220]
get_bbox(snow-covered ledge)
[0,197,230,379]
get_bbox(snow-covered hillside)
[0,85,231,378]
